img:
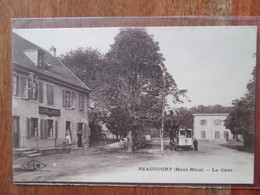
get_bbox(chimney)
[50,45,56,57]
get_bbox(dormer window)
[24,49,45,69]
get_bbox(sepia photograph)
[12,25,256,184]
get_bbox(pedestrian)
[193,138,198,151]
[226,134,229,142]
[65,129,72,152]
[77,130,83,147]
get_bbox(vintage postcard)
[12,24,256,184]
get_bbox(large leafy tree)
[59,48,106,140]
[59,47,102,89]
[101,28,186,152]
[173,107,194,129]
[105,107,129,140]
[224,67,256,148]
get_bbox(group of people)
[65,129,84,152]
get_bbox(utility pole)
[161,69,166,151]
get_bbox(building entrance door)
[215,131,220,139]
[12,116,20,148]
[224,131,229,141]
[77,123,83,134]
[77,123,83,147]
[65,121,72,139]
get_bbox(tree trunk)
[127,130,133,153]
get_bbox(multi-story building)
[193,113,233,141]
[12,32,91,149]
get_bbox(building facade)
[12,33,91,149]
[193,113,233,141]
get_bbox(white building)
[12,33,91,149]
[193,113,233,141]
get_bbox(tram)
[170,128,193,151]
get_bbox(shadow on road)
[220,141,253,154]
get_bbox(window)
[79,94,84,111]
[38,51,44,68]
[62,89,75,108]
[47,120,54,137]
[12,74,19,96]
[83,123,87,139]
[31,80,38,100]
[20,75,29,99]
[200,120,207,126]
[19,74,40,101]
[47,84,54,105]
[30,118,38,138]
[214,119,221,126]
[180,130,185,136]
[12,116,20,148]
[201,131,206,138]
[39,119,57,139]
[215,131,220,139]
[66,91,70,107]
[39,82,43,103]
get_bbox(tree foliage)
[59,28,187,151]
[59,47,102,89]
[100,28,186,151]
[59,48,107,140]
[224,67,256,147]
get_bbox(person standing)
[65,129,72,152]
[77,130,83,147]
[193,138,198,151]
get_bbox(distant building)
[12,33,91,149]
[193,113,233,141]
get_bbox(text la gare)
[212,168,232,172]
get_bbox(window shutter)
[42,119,45,138]
[20,76,29,99]
[62,89,66,107]
[20,76,25,98]
[12,74,20,96]
[55,121,58,139]
[26,118,31,139]
[35,82,39,100]
[79,94,84,111]
[46,85,54,105]
[17,75,20,96]
[83,123,86,139]
[44,120,47,139]
[28,75,33,100]
[71,92,75,108]
[25,78,29,99]
[82,95,84,110]
[40,119,44,139]
[39,82,43,103]
[47,85,50,104]
[51,86,54,105]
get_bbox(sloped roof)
[12,32,91,93]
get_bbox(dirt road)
[13,140,253,184]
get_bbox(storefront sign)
[39,106,60,117]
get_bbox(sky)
[13,26,257,108]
